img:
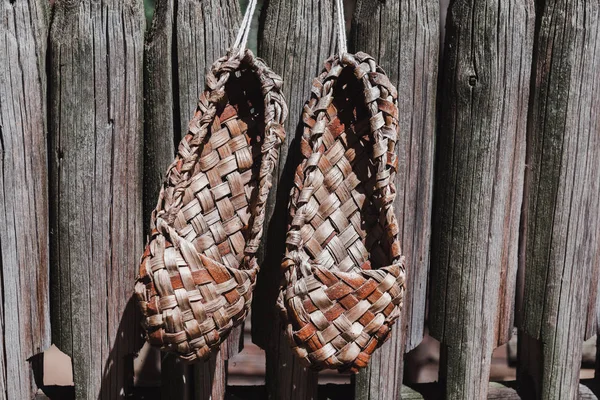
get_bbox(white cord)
[336,0,347,56]
[233,0,258,56]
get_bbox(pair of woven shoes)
[134,49,405,372]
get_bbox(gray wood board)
[351,0,439,356]
[517,1,600,399]
[48,1,145,398]
[144,0,241,398]
[0,1,51,398]
[429,0,534,397]
[351,0,439,397]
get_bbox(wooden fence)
[1,0,600,399]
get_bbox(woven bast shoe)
[135,49,287,362]
[279,52,405,372]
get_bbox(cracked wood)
[429,0,534,397]
[350,0,439,397]
[48,1,145,398]
[0,1,50,399]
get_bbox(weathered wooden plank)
[517,2,600,399]
[144,0,176,225]
[254,0,336,398]
[401,382,598,400]
[401,382,522,400]
[351,0,439,397]
[193,356,226,399]
[508,332,599,368]
[48,1,145,398]
[144,0,241,397]
[143,0,187,396]
[429,0,534,397]
[145,0,241,216]
[175,0,241,142]
[353,0,439,357]
[0,1,50,399]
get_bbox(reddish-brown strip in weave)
[279,52,405,372]
[135,49,287,362]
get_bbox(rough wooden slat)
[400,382,598,400]
[144,0,241,397]
[193,356,226,399]
[143,0,185,396]
[429,0,534,397]
[0,1,50,399]
[175,0,240,142]
[508,332,599,368]
[352,0,439,356]
[48,1,145,398]
[350,0,439,396]
[144,0,176,226]
[253,0,336,398]
[517,2,600,399]
[402,382,522,399]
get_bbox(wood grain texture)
[175,0,241,142]
[352,0,439,357]
[517,1,600,399]
[193,356,226,400]
[48,1,145,398]
[253,0,336,398]
[0,1,50,399]
[144,1,241,397]
[400,382,598,400]
[144,0,176,226]
[145,0,178,395]
[350,0,439,396]
[429,0,534,397]
[144,1,182,395]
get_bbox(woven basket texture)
[279,52,405,372]
[135,49,287,362]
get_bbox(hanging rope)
[233,0,258,56]
[336,0,347,56]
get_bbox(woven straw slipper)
[279,52,405,372]
[135,49,287,362]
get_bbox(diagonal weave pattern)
[279,52,405,372]
[135,49,287,362]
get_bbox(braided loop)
[135,49,287,362]
[279,52,405,372]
